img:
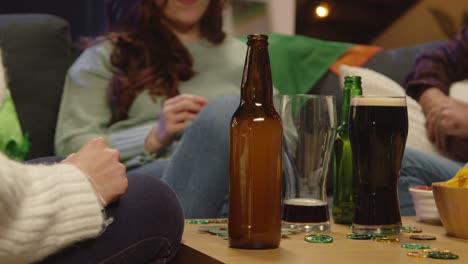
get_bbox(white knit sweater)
[0,48,104,263]
[0,154,104,263]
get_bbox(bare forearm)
[418,87,449,115]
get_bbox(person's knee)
[401,148,420,169]
[400,148,432,178]
[205,96,239,112]
[182,96,238,142]
[128,173,184,225]
[194,96,239,127]
[124,173,184,254]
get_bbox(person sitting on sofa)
[1,38,183,262]
[398,26,468,215]
[55,0,249,218]
[0,137,184,264]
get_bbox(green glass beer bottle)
[228,34,283,249]
[332,76,363,224]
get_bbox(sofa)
[0,14,74,159]
[0,14,445,164]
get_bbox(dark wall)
[0,0,106,41]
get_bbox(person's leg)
[129,159,170,178]
[28,157,184,264]
[399,148,464,216]
[162,96,239,219]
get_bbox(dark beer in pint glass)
[349,96,408,235]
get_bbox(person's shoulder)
[88,38,114,57]
[69,38,114,75]
[223,36,245,46]
[220,36,246,53]
[78,38,114,64]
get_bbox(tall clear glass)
[276,94,337,232]
[349,96,408,235]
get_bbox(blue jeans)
[398,148,465,216]
[132,96,239,218]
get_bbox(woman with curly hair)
[55,0,246,218]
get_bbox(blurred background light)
[315,3,330,18]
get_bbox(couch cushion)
[0,14,73,158]
[313,41,447,127]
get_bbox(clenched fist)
[145,94,207,154]
[63,138,128,206]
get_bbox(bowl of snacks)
[432,167,468,239]
[409,185,441,224]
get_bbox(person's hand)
[62,138,127,206]
[426,98,468,137]
[418,87,468,151]
[446,137,468,161]
[418,88,451,116]
[145,94,207,154]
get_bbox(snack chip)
[441,167,468,188]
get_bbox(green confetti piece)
[401,243,430,250]
[402,225,422,233]
[428,251,459,260]
[304,234,333,243]
[347,233,373,240]
[187,219,210,224]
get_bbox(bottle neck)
[350,87,362,97]
[240,41,273,106]
[340,88,352,129]
[340,86,362,129]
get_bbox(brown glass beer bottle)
[228,34,283,249]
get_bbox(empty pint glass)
[349,96,408,235]
[277,94,337,232]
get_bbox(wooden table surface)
[178,217,468,263]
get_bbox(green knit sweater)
[55,37,246,161]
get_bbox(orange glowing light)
[315,4,330,18]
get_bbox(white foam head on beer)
[350,96,406,107]
[284,198,327,206]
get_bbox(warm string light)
[315,2,330,18]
